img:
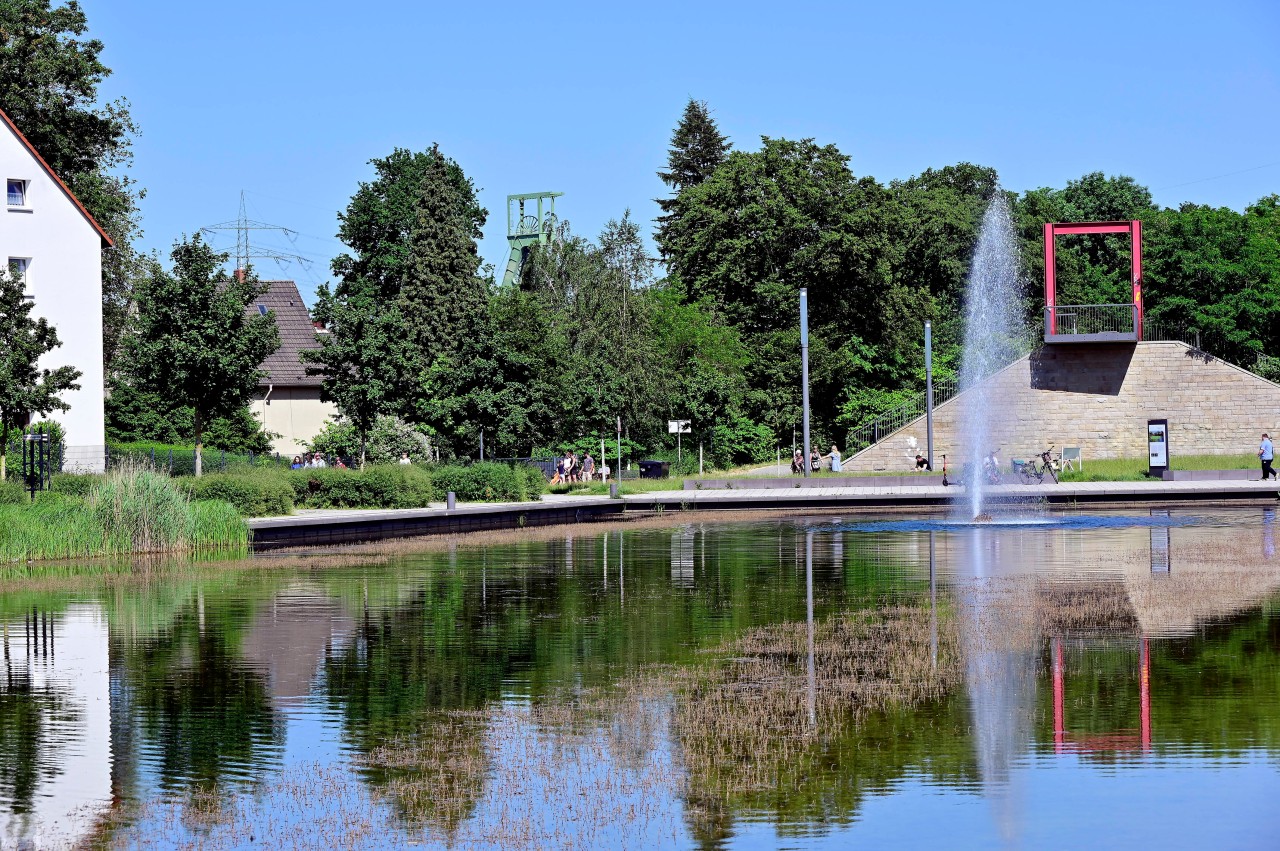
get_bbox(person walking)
[582,452,595,481]
[1260,433,1277,481]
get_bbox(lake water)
[2,507,1279,849]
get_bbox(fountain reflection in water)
[958,191,1024,519]
[957,528,1039,844]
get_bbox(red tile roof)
[0,107,113,248]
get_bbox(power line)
[1156,160,1280,192]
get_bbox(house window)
[7,180,26,207]
[258,304,268,315]
[9,257,30,290]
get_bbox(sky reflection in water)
[0,507,1278,848]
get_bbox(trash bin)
[638,460,670,479]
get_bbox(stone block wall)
[847,341,1280,471]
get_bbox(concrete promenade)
[245,479,1279,550]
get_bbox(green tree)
[331,146,486,303]
[1143,195,1280,359]
[655,99,731,257]
[0,273,80,480]
[302,293,406,467]
[660,136,893,440]
[104,382,274,453]
[319,145,489,455]
[0,0,145,372]
[120,236,279,476]
[397,146,492,449]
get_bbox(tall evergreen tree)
[396,146,491,444]
[655,99,730,257]
[329,147,486,304]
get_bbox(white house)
[0,108,111,471]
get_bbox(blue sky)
[85,0,1280,303]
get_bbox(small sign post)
[1147,419,1169,478]
[668,420,691,467]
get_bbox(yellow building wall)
[250,387,338,457]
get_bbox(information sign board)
[1147,419,1169,475]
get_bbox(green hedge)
[51,473,97,497]
[17,461,546,521]
[287,465,436,510]
[429,462,544,502]
[178,473,295,517]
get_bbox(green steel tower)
[502,191,562,287]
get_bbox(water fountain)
[957,191,1024,520]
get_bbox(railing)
[1044,304,1139,342]
[845,328,1039,453]
[847,377,959,453]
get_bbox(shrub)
[179,472,294,517]
[429,462,541,502]
[51,473,97,497]
[288,464,435,509]
[308,416,433,466]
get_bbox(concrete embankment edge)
[248,498,622,551]
[246,482,1279,551]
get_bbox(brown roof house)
[246,280,337,455]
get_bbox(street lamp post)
[800,288,811,479]
[925,320,935,469]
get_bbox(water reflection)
[0,509,1278,847]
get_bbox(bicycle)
[1014,446,1059,484]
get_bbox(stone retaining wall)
[848,341,1280,472]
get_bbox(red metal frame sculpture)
[1043,220,1143,340]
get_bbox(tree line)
[1,1,1277,473]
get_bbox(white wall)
[0,124,106,469]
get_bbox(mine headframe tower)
[502,191,562,288]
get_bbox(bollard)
[446,491,456,511]
[609,482,619,499]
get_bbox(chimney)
[235,268,246,282]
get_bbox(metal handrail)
[1044,304,1138,338]
[845,328,1038,453]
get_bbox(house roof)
[249,280,324,387]
[0,107,114,248]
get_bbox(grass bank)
[0,465,248,562]
[1058,453,1257,482]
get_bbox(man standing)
[1260,433,1277,481]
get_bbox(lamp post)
[800,288,811,479]
[925,320,935,469]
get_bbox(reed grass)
[0,462,249,562]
